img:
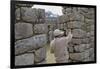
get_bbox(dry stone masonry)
[15,4,95,65]
[15,4,47,65]
[60,6,95,62]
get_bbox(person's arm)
[65,29,73,43]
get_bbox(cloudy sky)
[32,5,63,16]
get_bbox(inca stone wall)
[15,4,47,65]
[15,4,95,65]
[59,6,95,62]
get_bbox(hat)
[54,29,64,36]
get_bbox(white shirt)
[50,32,73,63]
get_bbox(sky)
[32,5,63,16]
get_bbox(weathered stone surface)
[72,29,87,38]
[34,24,47,34]
[90,25,94,31]
[82,12,94,19]
[15,53,34,66]
[15,34,47,55]
[34,47,46,63]
[71,38,82,44]
[89,53,94,61]
[62,7,72,14]
[69,50,90,61]
[15,36,35,55]
[69,13,84,21]
[68,46,74,53]
[90,37,94,42]
[85,19,94,24]
[78,7,89,13]
[58,14,69,23]
[22,8,45,23]
[15,8,20,21]
[81,38,90,44]
[22,8,38,23]
[15,23,33,40]
[34,34,47,47]
[67,21,84,29]
[74,44,91,52]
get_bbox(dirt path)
[46,45,56,64]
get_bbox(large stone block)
[33,34,47,48]
[69,50,90,61]
[74,44,91,52]
[34,47,46,63]
[15,53,34,66]
[15,8,20,21]
[58,14,69,23]
[72,29,87,38]
[71,38,82,44]
[69,13,84,21]
[34,24,48,34]
[15,36,35,55]
[15,34,47,55]
[82,12,94,19]
[67,21,84,29]
[15,23,33,40]
[85,18,94,24]
[21,8,45,23]
[81,38,90,44]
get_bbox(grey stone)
[22,8,38,23]
[83,12,94,19]
[69,50,90,61]
[90,25,94,31]
[81,38,90,44]
[90,31,94,36]
[22,8,45,23]
[85,19,94,24]
[72,29,87,38]
[15,36,35,55]
[68,46,74,53]
[15,34,47,55]
[89,53,95,61]
[33,34,47,47]
[90,37,94,42]
[34,47,46,63]
[15,23,33,40]
[74,44,91,52]
[15,8,20,21]
[34,24,48,34]
[78,7,89,13]
[69,13,84,21]
[71,38,82,44]
[15,53,34,66]
[67,21,84,29]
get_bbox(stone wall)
[15,4,95,65]
[15,4,47,66]
[59,7,95,62]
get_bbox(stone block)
[15,23,33,40]
[69,50,90,61]
[67,21,84,29]
[15,8,20,21]
[15,53,34,66]
[34,24,47,34]
[34,47,46,63]
[72,29,87,38]
[21,8,45,23]
[15,34,47,55]
[74,44,91,52]
[69,13,84,21]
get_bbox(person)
[50,29,73,63]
